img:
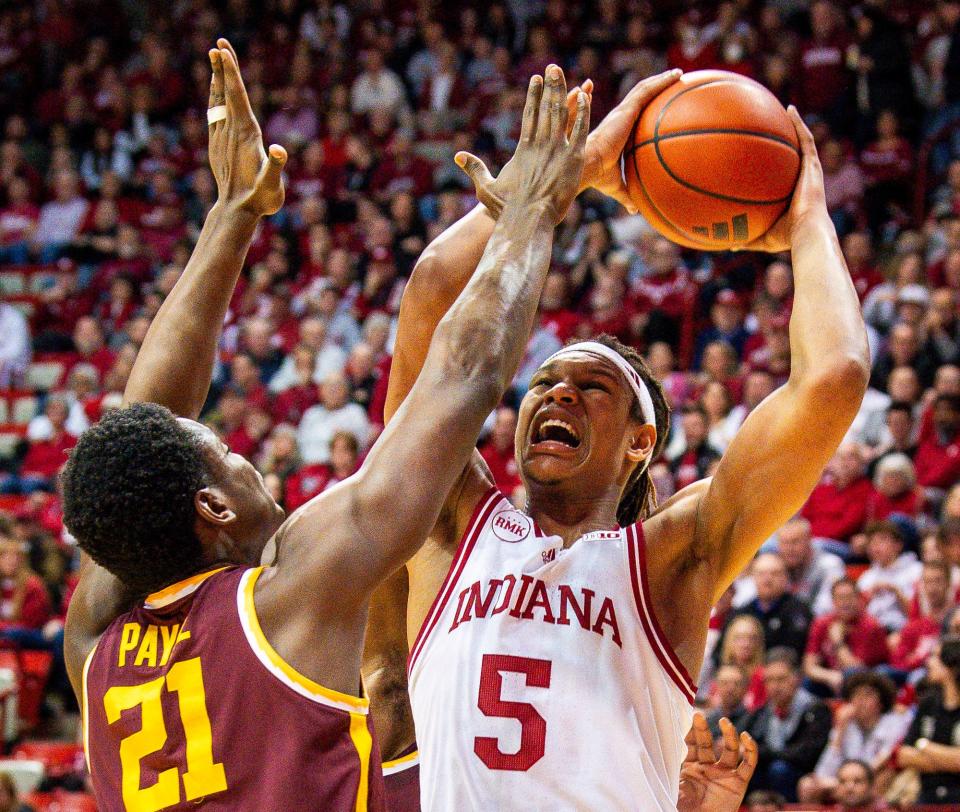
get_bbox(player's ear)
[195,487,238,527]
[625,423,656,464]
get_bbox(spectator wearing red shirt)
[797,1,850,122]
[479,407,521,497]
[860,110,913,233]
[803,578,889,696]
[0,175,38,264]
[5,396,77,494]
[866,453,922,522]
[67,316,115,384]
[538,272,580,344]
[802,443,873,543]
[0,536,50,632]
[370,132,434,204]
[284,430,359,511]
[887,561,952,683]
[631,237,696,365]
[841,231,883,303]
[670,404,722,491]
[914,394,960,494]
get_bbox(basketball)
[624,70,801,251]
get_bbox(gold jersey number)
[103,657,227,812]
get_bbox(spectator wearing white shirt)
[857,520,923,631]
[270,318,346,394]
[0,303,30,389]
[31,170,89,262]
[799,672,912,804]
[351,49,408,119]
[298,371,369,464]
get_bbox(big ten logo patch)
[693,213,749,242]
[492,509,532,543]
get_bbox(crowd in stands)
[0,0,958,806]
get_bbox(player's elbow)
[799,351,870,410]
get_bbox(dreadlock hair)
[62,402,209,596]
[588,334,671,526]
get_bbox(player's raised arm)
[267,67,590,604]
[122,39,286,417]
[65,39,286,674]
[693,107,870,597]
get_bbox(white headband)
[542,341,657,428]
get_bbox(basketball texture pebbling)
[624,70,801,251]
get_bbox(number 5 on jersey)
[103,657,226,812]
[474,654,552,771]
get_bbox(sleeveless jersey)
[408,489,696,812]
[83,566,385,812]
[381,746,420,812]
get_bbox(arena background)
[0,0,957,808]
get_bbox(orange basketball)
[624,70,800,251]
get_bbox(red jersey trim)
[408,487,501,673]
[626,524,697,704]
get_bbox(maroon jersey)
[382,746,419,812]
[82,566,385,811]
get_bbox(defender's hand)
[677,714,758,812]
[456,65,590,224]
[579,69,683,213]
[740,106,829,253]
[208,38,287,217]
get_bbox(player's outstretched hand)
[455,64,590,225]
[208,38,287,217]
[677,713,758,812]
[740,105,829,254]
[579,69,682,213]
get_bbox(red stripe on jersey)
[626,524,697,704]
[408,487,501,673]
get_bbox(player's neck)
[527,486,621,548]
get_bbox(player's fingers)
[550,66,568,140]
[537,64,563,141]
[454,151,495,192]
[569,90,591,151]
[622,68,682,110]
[564,81,592,138]
[787,105,818,161]
[520,74,544,143]
[690,712,714,764]
[208,49,226,135]
[683,720,697,762]
[717,717,740,769]
[737,732,759,780]
[263,144,288,187]
[218,45,257,126]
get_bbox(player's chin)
[520,444,587,482]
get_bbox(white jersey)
[408,488,696,811]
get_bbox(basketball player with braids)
[363,72,870,808]
[64,45,592,810]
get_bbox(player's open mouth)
[531,417,582,450]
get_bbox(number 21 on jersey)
[103,656,226,812]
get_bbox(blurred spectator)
[0,770,35,812]
[706,664,752,739]
[31,170,89,262]
[744,789,786,812]
[351,49,407,119]
[827,759,888,811]
[745,647,832,802]
[802,444,873,546]
[0,176,38,264]
[888,560,953,684]
[914,394,960,497]
[803,579,888,696]
[895,636,960,804]
[858,521,923,631]
[867,453,923,522]
[479,407,521,497]
[0,302,29,389]
[298,371,369,464]
[670,404,722,491]
[800,673,909,804]
[779,517,845,617]
[1,396,76,493]
[725,553,812,662]
[715,614,768,712]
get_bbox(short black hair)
[838,759,874,783]
[765,646,799,671]
[887,400,913,416]
[62,403,208,595]
[842,671,896,713]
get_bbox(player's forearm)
[787,214,869,398]
[124,202,258,418]
[384,204,495,423]
[432,201,554,402]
